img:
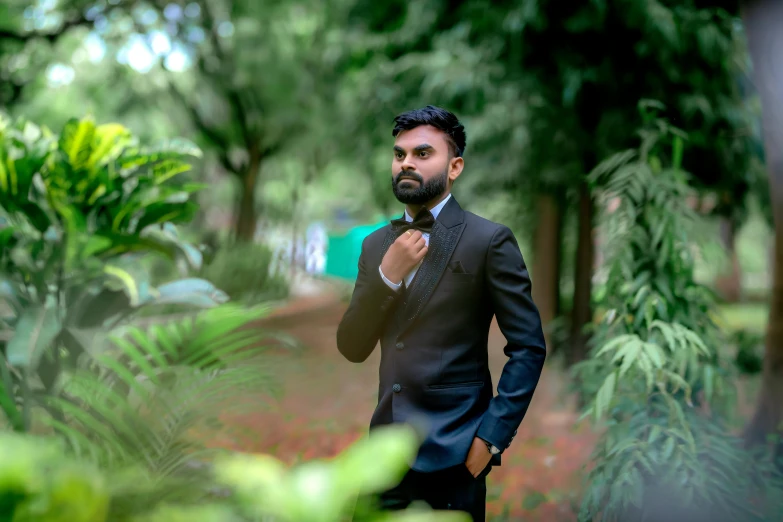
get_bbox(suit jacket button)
[392,384,401,393]
[395,342,404,350]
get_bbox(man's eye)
[418,151,429,157]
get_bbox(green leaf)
[0,278,21,313]
[596,334,639,358]
[150,278,229,308]
[140,224,203,269]
[6,300,62,369]
[644,342,665,369]
[333,423,421,496]
[152,159,192,184]
[134,201,198,231]
[0,356,24,430]
[672,135,684,170]
[595,371,617,421]
[82,236,114,258]
[617,339,641,377]
[86,123,132,171]
[703,365,714,403]
[59,117,96,172]
[662,437,675,460]
[104,265,140,307]
[0,226,15,248]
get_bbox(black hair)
[392,105,466,157]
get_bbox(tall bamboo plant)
[574,102,783,521]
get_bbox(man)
[336,105,546,521]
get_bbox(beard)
[391,168,448,205]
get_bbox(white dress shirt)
[378,194,452,291]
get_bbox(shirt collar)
[404,194,452,223]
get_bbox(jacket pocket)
[427,380,484,390]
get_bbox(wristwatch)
[483,440,501,455]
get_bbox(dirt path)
[217,292,596,521]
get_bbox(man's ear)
[448,156,464,182]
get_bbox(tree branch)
[164,78,238,175]
[125,18,239,175]
[196,0,258,150]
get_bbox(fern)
[39,304,299,519]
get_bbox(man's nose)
[401,156,416,170]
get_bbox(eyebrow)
[393,144,435,153]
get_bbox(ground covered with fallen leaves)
[214,292,597,521]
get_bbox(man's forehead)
[394,126,447,148]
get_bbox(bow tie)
[391,208,436,234]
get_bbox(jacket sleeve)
[476,225,547,451]
[336,235,402,363]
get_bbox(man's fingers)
[408,230,423,241]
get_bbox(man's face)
[391,125,462,206]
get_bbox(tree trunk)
[234,159,261,242]
[715,216,743,303]
[567,181,595,367]
[741,0,783,447]
[531,192,563,350]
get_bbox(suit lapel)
[380,226,398,258]
[398,197,466,334]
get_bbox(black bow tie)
[391,208,436,234]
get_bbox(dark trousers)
[353,462,492,522]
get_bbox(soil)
[213,291,597,521]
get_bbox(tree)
[345,0,758,365]
[99,0,359,242]
[574,106,779,521]
[740,0,783,449]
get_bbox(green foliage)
[731,329,764,376]
[0,113,225,430]
[44,304,298,518]
[0,433,109,522]
[574,104,782,521]
[0,424,469,522]
[198,241,289,306]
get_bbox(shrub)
[574,103,783,522]
[0,113,228,431]
[0,424,470,522]
[198,240,289,306]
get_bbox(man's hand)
[380,230,428,284]
[464,437,493,478]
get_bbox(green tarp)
[324,219,388,281]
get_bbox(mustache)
[395,171,424,184]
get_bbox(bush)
[0,112,468,522]
[198,240,289,306]
[0,425,470,522]
[0,113,228,431]
[574,104,783,521]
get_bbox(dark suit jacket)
[336,196,546,473]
